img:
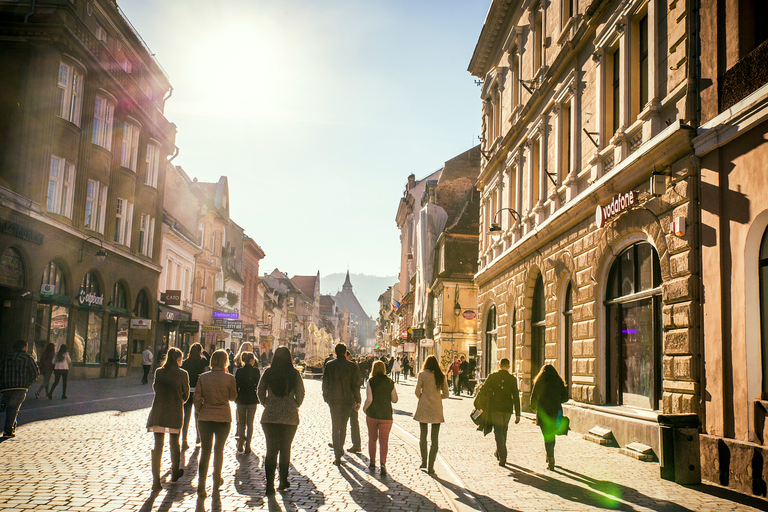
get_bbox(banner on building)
[161,290,181,305]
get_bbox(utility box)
[658,413,701,484]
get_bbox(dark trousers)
[154,432,181,475]
[48,370,68,398]
[36,371,53,396]
[142,365,151,384]
[262,422,298,489]
[2,390,26,436]
[349,407,361,449]
[490,412,512,463]
[182,392,196,445]
[198,420,230,488]
[328,402,354,461]
[457,375,470,395]
[419,422,440,471]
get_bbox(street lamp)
[489,208,523,243]
[190,275,207,302]
[78,236,108,263]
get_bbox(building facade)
[241,236,266,346]
[0,0,175,377]
[469,0,698,454]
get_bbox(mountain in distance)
[320,273,398,319]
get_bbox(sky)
[121,0,489,277]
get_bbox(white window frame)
[139,213,155,257]
[145,143,160,188]
[120,121,140,171]
[92,95,114,150]
[47,155,75,218]
[114,198,133,247]
[84,179,108,234]
[56,62,82,126]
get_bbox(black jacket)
[181,357,208,389]
[235,364,260,405]
[322,357,362,404]
[475,369,520,416]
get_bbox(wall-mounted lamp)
[489,208,523,243]
[79,236,107,263]
[453,284,462,316]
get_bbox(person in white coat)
[392,358,402,383]
[413,355,449,474]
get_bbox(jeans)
[366,417,393,465]
[236,403,258,448]
[36,371,53,396]
[182,392,197,445]
[452,375,459,393]
[262,422,298,489]
[419,422,441,471]
[489,412,511,463]
[197,420,230,488]
[2,390,26,436]
[48,370,68,398]
[142,365,151,384]
[349,406,361,449]
[328,402,355,461]
[393,371,400,383]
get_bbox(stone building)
[0,0,175,377]
[696,0,768,494]
[468,0,698,454]
[241,236,266,346]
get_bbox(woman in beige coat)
[413,355,449,474]
[194,349,237,497]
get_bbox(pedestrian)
[392,357,401,383]
[344,350,362,453]
[234,341,254,370]
[227,348,235,375]
[48,344,71,399]
[457,356,470,396]
[473,358,520,466]
[141,345,153,384]
[364,360,398,476]
[235,351,260,454]
[0,339,39,438]
[530,364,569,470]
[448,357,460,394]
[194,349,237,497]
[414,355,449,474]
[34,342,56,399]
[322,343,362,465]
[261,351,269,368]
[257,346,305,495]
[146,347,189,491]
[181,343,208,450]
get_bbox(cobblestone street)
[1,376,765,511]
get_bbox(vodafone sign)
[595,191,638,228]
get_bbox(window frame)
[92,95,114,150]
[56,61,83,126]
[120,121,140,171]
[145,142,160,188]
[84,179,107,234]
[47,155,75,219]
[114,198,134,247]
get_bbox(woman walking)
[234,341,254,369]
[413,355,449,474]
[194,349,237,497]
[35,343,55,399]
[364,360,398,475]
[391,357,401,383]
[47,345,71,399]
[146,347,189,491]
[181,343,208,450]
[530,364,569,470]
[257,346,305,495]
[235,351,260,454]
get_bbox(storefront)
[156,303,192,358]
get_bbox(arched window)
[759,228,768,393]
[0,247,25,288]
[563,281,573,395]
[134,289,149,318]
[76,272,103,364]
[531,276,545,377]
[42,261,67,295]
[80,271,100,297]
[605,242,662,409]
[112,281,127,310]
[485,305,497,376]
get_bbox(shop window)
[116,317,129,363]
[563,281,573,394]
[0,247,25,289]
[485,305,497,376]
[605,242,662,409]
[531,276,545,376]
[76,272,103,364]
[35,303,69,363]
[759,228,768,393]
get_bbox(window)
[533,14,543,72]
[759,228,768,393]
[197,222,204,247]
[56,62,82,126]
[92,96,114,150]
[138,214,155,257]
[610,47,621,135]
[638,14,649,111]
[563,281,573,394]
[112,282,127,310]
[560,102,572,182]
[605,242,662,409]
[120,122,140,170]
[47,155,75,218]
[76,272,103,364]
[84,180,107,233]
[531,276,545,377]
[485,305,498,376]
[145,143,160,187]
[95,25,108,44]
[510,50,520,109]
[134,289,149,318]
[42,261,67,295]
[114,198,133,247]
[563,0,573,24]
[532,139,541,207]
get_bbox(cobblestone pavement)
[1,375,766,511]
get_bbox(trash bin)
[107,358,120,379]
[658,413,701,484]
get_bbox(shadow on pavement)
[233,452,265,508]
[338,456,452,511]
[432,474,521,512]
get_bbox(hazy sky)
[121,0,488,277]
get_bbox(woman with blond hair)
[413,355,449,474]
[364,360,398,475]
[194,349,236,497]
[234,341,254,369]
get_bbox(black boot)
[170,439,184,482]
[151,449,162,491]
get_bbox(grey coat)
[257,369,305,425]
[146,366,190,429]
[413,370,450,424]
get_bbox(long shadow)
[233,452,265,508]
[17,392,154,426]
[432,475,521,512]
[154,445,200,512]
[337,457,452,511]
[688,481,768,509]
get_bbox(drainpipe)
[24,0,37,23]
[168,145,179,163]
[163,86,174,111]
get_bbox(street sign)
[161,290,181,305]
[213,318,227,327]
[412,328,425,339]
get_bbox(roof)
[291,273,319,300]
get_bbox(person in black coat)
[530,364,568,470]
[181,343,208,451]
[322,343,362,465]
[473,358,520,466]
[235,352,260,454]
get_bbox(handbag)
[470,408,484,426]
[556,410,570,435]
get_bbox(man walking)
[141,345,153,384]
[0,340,40,438]
[345,351,362,453]
[322,343,361,465]
[449,357,461,395]
[457,356,470,396]
[474,358,520,466]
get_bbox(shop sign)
[403,342,416,352]
[595,191,638,228]
[231,331,243,339]
[165,311,179,321]
[411,328,425,339]
[419,338,434,347]
[226,320,243,330]
[41,284,55,294]
[130,318,152,330]
[243,324,255,334]
[260,330,271,336]
[0,217,43,244]
[161,290,181,305]
[79,290,104,306]
[213,318,227,326]
[201,325,222,332]
[212,311,239,319]
[178,320,200,334]
[462,310,476,320]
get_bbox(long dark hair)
[55,344,68,362]
[262,346,297,397]
[41,342,55,362]
[186,343,202,361]
[422,355,445,388]
[533,364,565,388]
